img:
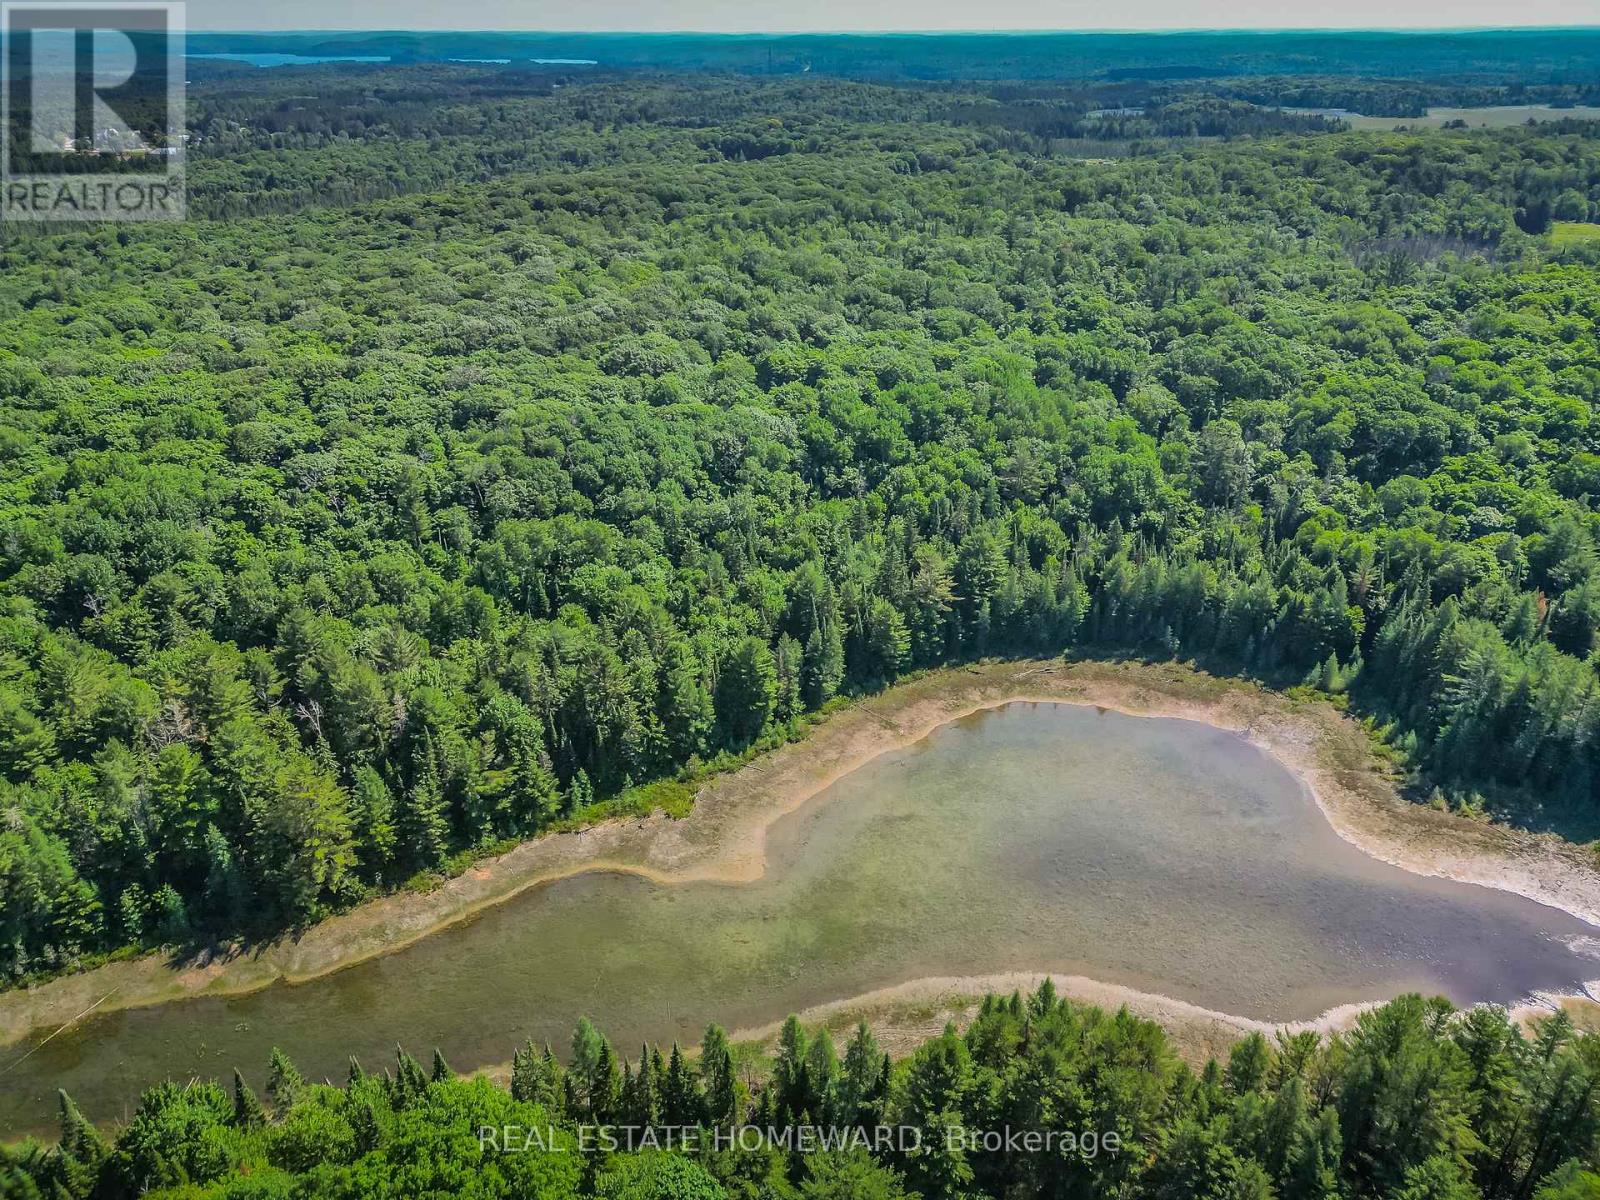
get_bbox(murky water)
[5,703,1598,1136]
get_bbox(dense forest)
[6,984,1600,1199]
[176,69,1358,219]
[6,69,1600,988]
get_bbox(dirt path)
[5,657,1598,1052]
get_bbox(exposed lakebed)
[4,702,1598,1135]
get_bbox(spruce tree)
[773,1015,810,1126]
[351,766,397,877]
[621,1046,660,1129]
[804,1028,839,1126]
[591,1040,621,1126]
[664,1042,703,1127]
[233,1068,265,1129]
[700,1026,736,1127]
[55,1090,107,1198]
[841,1021,886,1128]
[395,1045,430,1102]
[510,1039,542,1104]
[266,1047,304,1111]
[400,739,450,870]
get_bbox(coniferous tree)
[805,1028,840,1126]
[54,1090,107,1199]
[232,1069,264,1129]
[399,741,449,870]
[700,1026,736,1128]
[773,1015,810,1127]
[841,1021,887,1129]
[394,1045,430,1103]
[351,766,397,878]
[621,1046,660,1129]
[662,1043,703,1127]
[802,619,845,709]
[266,1048,304,1112]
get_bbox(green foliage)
[594,1154,727,1200]
[5,67,1600,987]
[20,990,1600,1200]
[1549,222,1600,247]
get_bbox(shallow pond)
[4,702,1598,1135]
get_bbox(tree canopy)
[4,70,1600,989]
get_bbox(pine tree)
[773,1015,810,1126]
[1225,1032,1273,1095]
[699,1026,736,1127]
[394,1045,429,1102]
[621,1045,660,1129]
[431,1048,452,1082]
[233,1068,265,1128]
[647,1047,668,1122]
[773,633,804,722]
[55,1089,107,1197]
[572,1017,619,1122]
[203,823,251,922]
[351,765,397,877]
[568,768,594,813]
[804,1028,839,1126]
[1028,977,1058,1020]
[400,740,449,870]
[152,883,190,944]
[802,619,845,709]
[658,639,713,762]
[591,1039,621,1125]
[863,598,911,682]
[266,1047,304,1111]
[510,1041,567,1114]
[117,882,148,944]
[841,1021,886,1128]
[664,1042,704,1127]
[714,637,777,747]
[509,741,561,833]
[510,1038,542,1104]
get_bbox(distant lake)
[185,53,597,67]
[187,53,391,67]
[4,702,1598,1136]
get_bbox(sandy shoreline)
[459,971,1377,1088]
[464,971,1590,1081]
[5,657,1600,1053]
[726,972,1383,1067]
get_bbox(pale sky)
[184,0,1600,32]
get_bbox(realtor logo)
[1,0,184,220]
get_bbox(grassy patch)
[620,778,697,820]
[1551,221,1600,247]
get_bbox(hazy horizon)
[181,0,1600,33]
[190,23,1600,33]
